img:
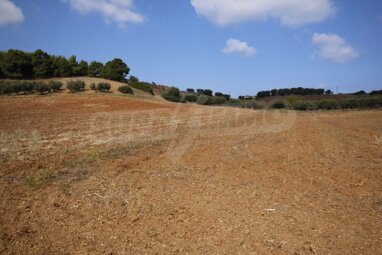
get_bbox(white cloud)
[223,38,257,57]
[64,0,144,27]
[0,0,24,26]
[312,33,359,63]
[191,0,335,27]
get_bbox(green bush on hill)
[290,100,318,111]
[129,81,154,95]
[162,87,181,102]
[66,80,85,93]
[225,99,242,107]
[90,83,96,91]
[338,98,359,109]
[208,96,226,105]
[289,96,382,111]
[184,94,197,102]
[240,99,258,109]
[0,81,13,94]
[271,101,286,109]
[0,80,64,95]
[357,96,382,108]
[196,95,210,105]
[96,82,111,92]
[317,99,340,110]
[34,83,51,94]
[118,85,134,94]
[48,81,63,92]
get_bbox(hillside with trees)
[0,49,129,82]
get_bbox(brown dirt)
[0,93,381,254]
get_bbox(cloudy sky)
[1,0,381,95]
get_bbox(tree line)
[0,49,130,82]
[256,87,333,99]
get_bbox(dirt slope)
[0,93,381,254]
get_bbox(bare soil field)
[0,93,381,254]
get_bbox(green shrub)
[196,95,210,105]
[23,82,35,93]
[34,82,51,94]
[90,83,96,91]
[196,89,205,96]
[338,98,359,109]
[240,99,258,109]
[96,82,111,92]
[48,81,63,92]
[66,80,85,93]
[226,99,242,107]
[357,96,382,108]
[207,96,226,105]
[227,98,258,108]
[317,99,340,110]
[0,81,13,94]
[24,170,54,187]
[286,95,302,104]
[118,85,134,94]
[290,96,382,111]
[129,76,139,83]
[129,81,154,95]
[162,87,181,102]
[184,94,197,102]
[12,81,25,94]
[291,100,317,111]
[271,101,286,109]
[223,94,231,100]
[204,89,213,97]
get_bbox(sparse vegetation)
[25,170,54,188]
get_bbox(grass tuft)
[24,170,54,188]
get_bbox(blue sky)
[0,0,381,96]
